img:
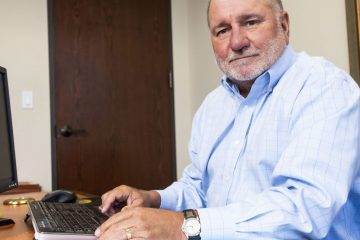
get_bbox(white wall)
[171,0,194,177]
[0,0,350,190]
[283,0,350,72]
[0,0,51,191]
[171,0,222,177]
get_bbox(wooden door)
[49,0,175,195]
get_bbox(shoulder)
[279,52,360,105]
[193,85,229,122]
[191,83,239,135]
[281,53,360,128]
[294,52,358,91]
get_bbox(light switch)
[22,91,33,109]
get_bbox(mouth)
[229,54,259,63]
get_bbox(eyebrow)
[238,13,263,22]
[211,13,264,32]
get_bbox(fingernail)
[95,228,100,237]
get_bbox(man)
[96,0,360,239]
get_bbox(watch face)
[183,218,201,236]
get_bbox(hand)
[100,185,161,216]
[95,207,186,240]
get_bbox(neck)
[234,79,255,98]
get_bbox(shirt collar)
[221,45,297,97]
[266,45,297,91]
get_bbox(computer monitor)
[0,66,18,226]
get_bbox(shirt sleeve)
[157,98,209,211]
[198,71,360,239]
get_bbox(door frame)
[346,0,360,84]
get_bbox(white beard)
[216,24,287,83]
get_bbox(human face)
[208,0,289,83]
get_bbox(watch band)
[184,209,198,219]
[183,209,201,240]
[189,235,201,240]
[189,234,201,240]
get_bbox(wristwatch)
[181,209,201,240]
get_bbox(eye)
[245,19,258,27]
[216,28,229,37]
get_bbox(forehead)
[209,0,274,26]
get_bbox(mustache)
[227,49,260,63]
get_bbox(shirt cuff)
[197,207,237,240]
[156,189,177,210]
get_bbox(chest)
[203,93,291,205]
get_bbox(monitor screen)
[0,66,17,193]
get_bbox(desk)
[0,192,97,240]
[0,192,44,240]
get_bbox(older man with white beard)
[95,0,360,239]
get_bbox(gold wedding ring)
[125,228,132,240]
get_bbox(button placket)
[222,103,254,204]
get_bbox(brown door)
[49,0,176,195]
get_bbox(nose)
[230,27,250,53]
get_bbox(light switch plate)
[22,91,33,109]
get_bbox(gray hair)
[270,0,284,12]
[207,0,284,26]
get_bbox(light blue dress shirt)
[158,46,360,239]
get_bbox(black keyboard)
[28,201,108,235]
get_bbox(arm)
[158,104,208,211]
[197,72,360,239]
[158,130,208,210]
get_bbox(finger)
[101,198,117,214]
[96,208,136,237]
[101,186,129,213]
[123,227,147,240]
[102,200,126,215]
[121,205,130,212]
[99,205,116,216]
[100,190,117,213]
[98,224,135,240]
[101,190,122,213]
[97,223,138,240]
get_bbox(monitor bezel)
[0,66,18,193]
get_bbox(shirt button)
[234,140,240,145]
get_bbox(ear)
[280,11,290,43]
